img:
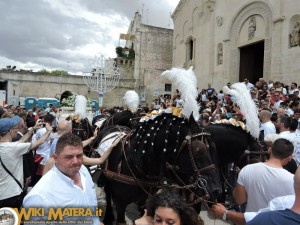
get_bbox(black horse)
[204,123,263,204]
[95,110,137,129]
[92,110,140,148]
[204,123,262,168]
[100,113,222,224]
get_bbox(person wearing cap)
[293,89,299,98]
[0,116,53,208]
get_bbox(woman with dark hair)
[133,189,204,225]
[26,109,36,128]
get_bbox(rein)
[167,131,217,205]
[236,149,269,165]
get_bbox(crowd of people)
[0,78,299,224]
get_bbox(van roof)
[38,98,59,101]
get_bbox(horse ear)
[188,112,198,131]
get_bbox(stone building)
[122,12,173,104]
[172,0,300,91]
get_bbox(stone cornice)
[171,0,186,20]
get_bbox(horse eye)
[191,140,207,158]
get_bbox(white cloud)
[0,0,179,74]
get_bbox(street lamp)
[83,55,120,107]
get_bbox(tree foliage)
[50,70,69,75]
[37,69,51,74]
[115,46,135,59]
[116,46,123,57]
[1,65,17,71]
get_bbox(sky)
[0,0,180,74]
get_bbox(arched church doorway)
[239,41,264,84]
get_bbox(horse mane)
[205,123,255,142]
[101,110,134,129]
[92,114,108,127]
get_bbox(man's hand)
[134,210,153,225]
[111,135,123,148]
[25,176,32,188]
[93,127,99,139]
[211,203,227,219]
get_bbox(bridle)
[166,129,218,204]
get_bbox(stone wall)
[0,66,136,108]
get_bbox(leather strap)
[0,156,23,189]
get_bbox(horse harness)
[102,128,217,205]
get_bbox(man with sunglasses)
[271,91,283,113]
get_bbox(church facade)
[172,0,300,91]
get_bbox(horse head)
[92,110,139,149]
[172,114,222,202]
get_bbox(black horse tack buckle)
[195,175,210,199]
[196,175,208,190]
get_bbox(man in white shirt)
[289,82,298,95]
[247,166,300,225]
[175,95,184,108]
[233,138,294,212]
[23,133,100,224]
[211,139,297,225]
[278,115,292,141]
[271,91,283,113]
[244,78,254,90]
[259,110,276,137]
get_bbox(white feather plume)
[223,82,259,138]
[161,67,200,121]
[123,90,139,112]
[75,95,87,119]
